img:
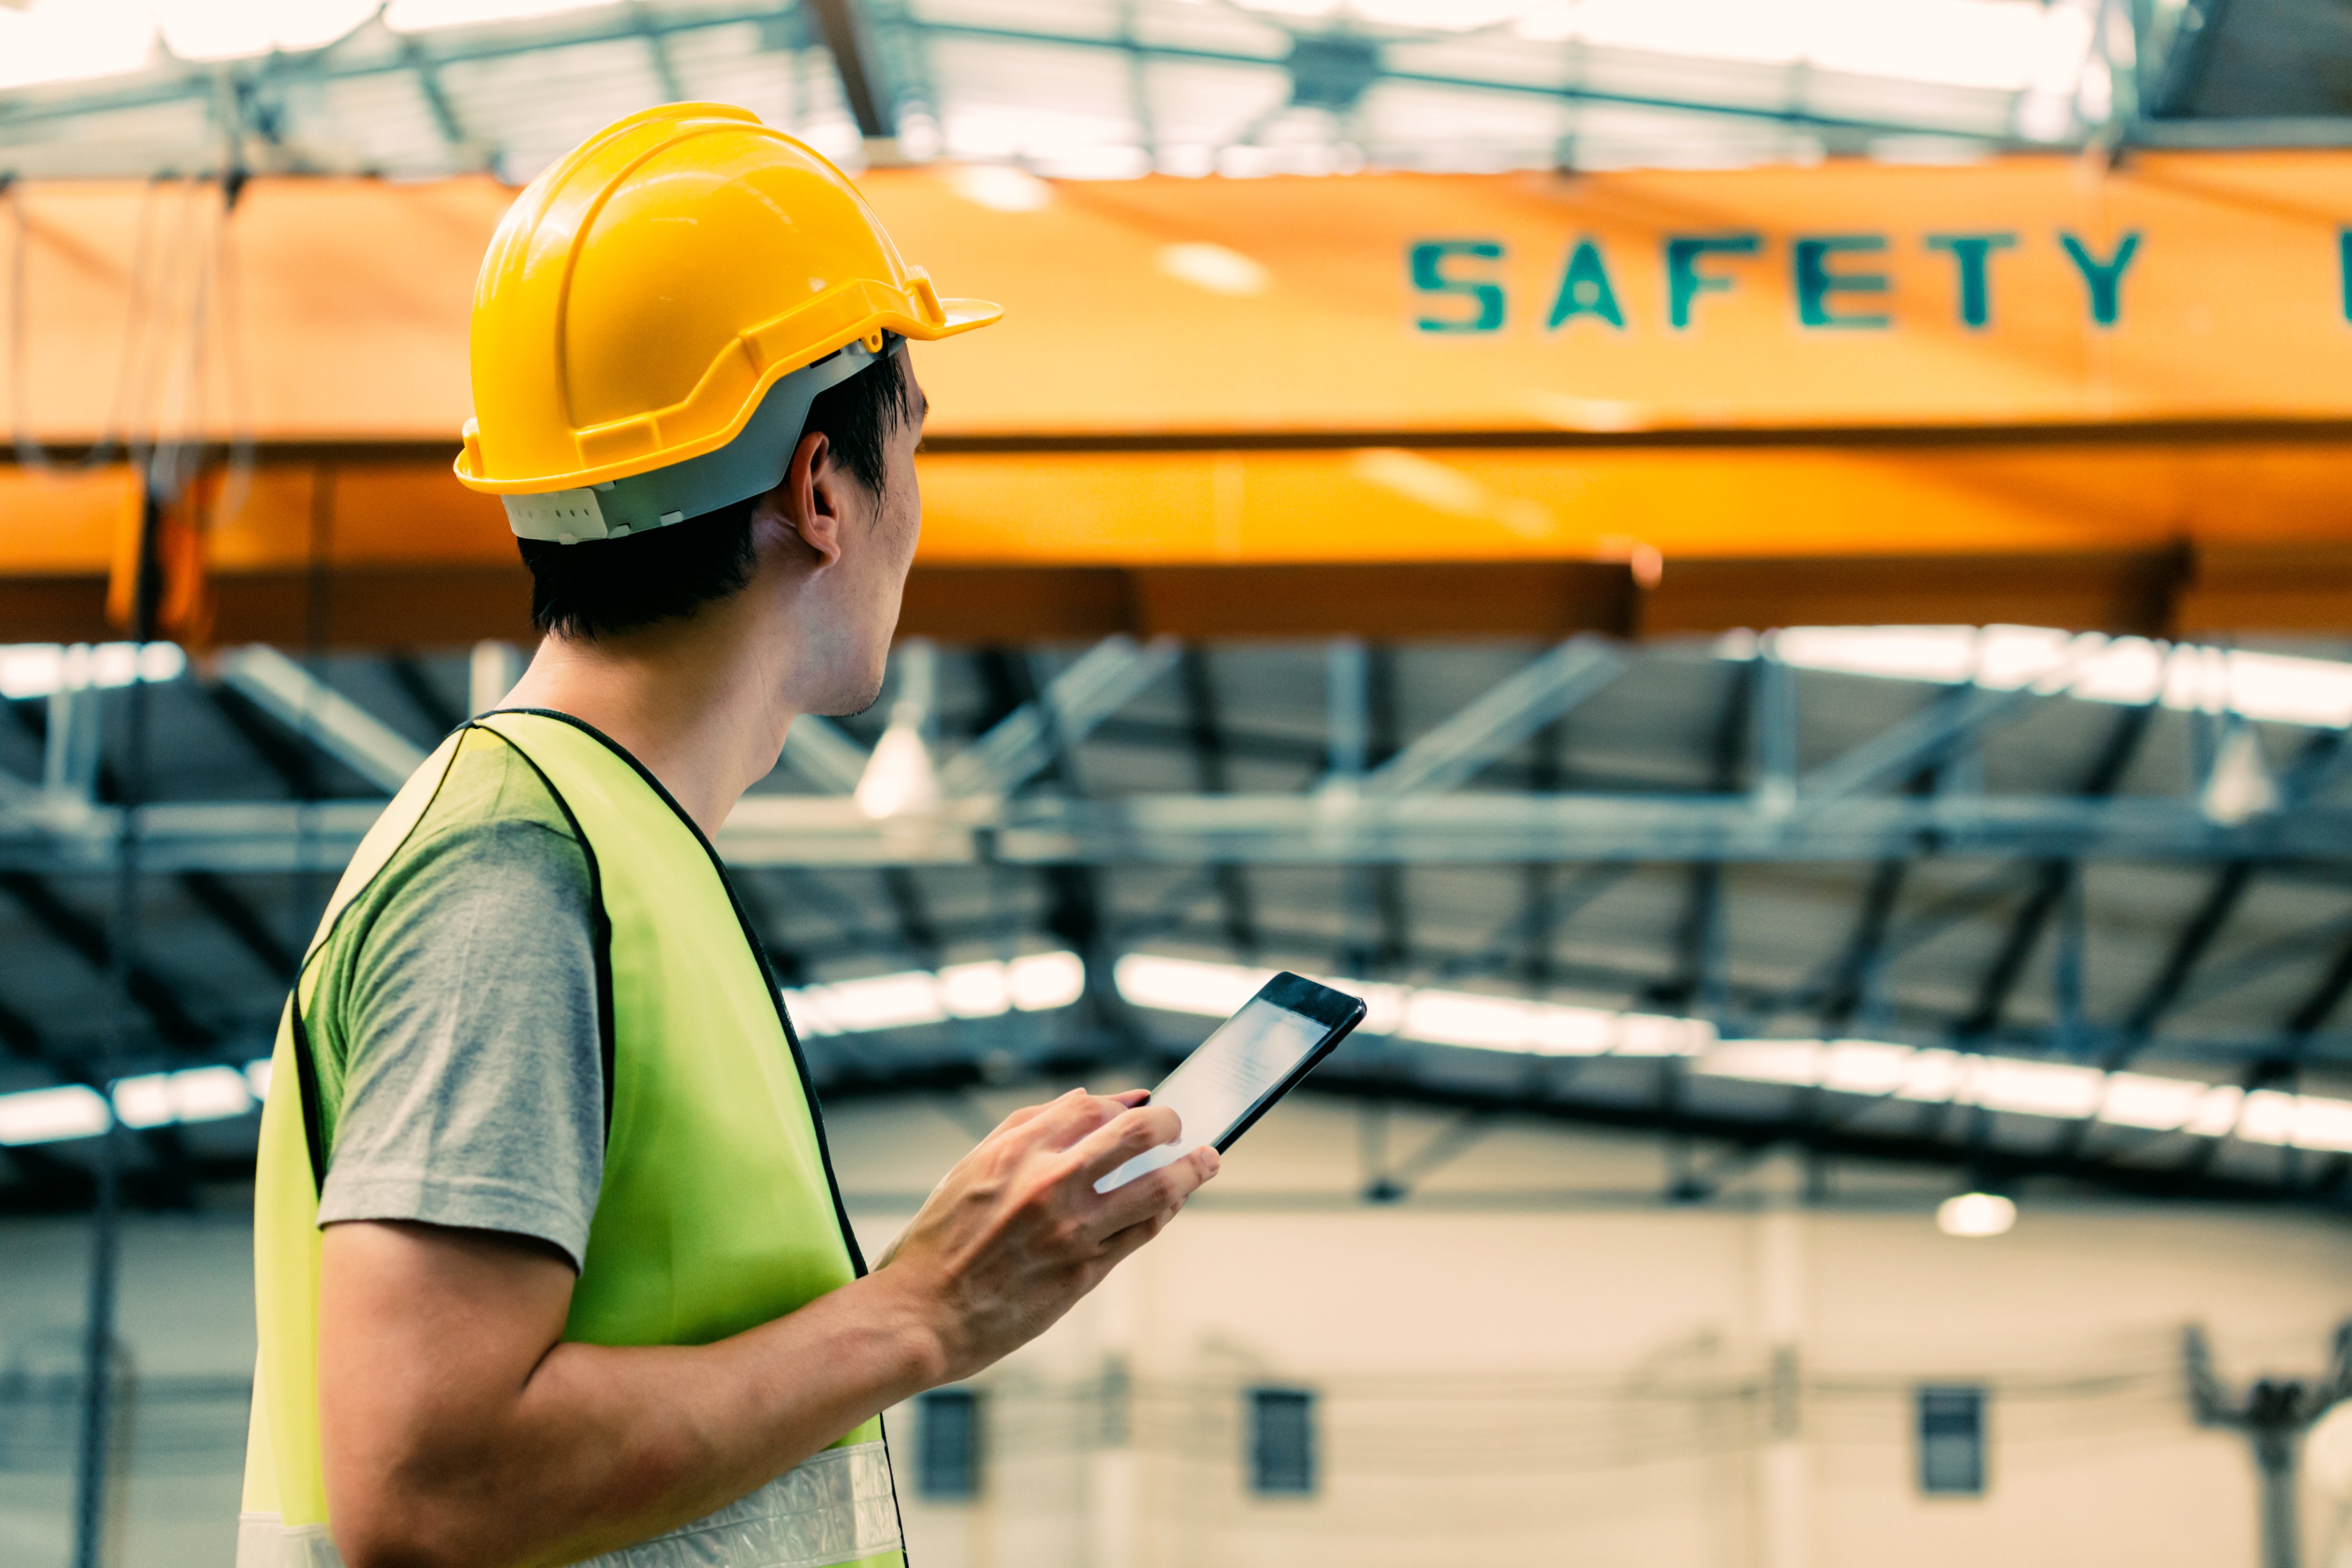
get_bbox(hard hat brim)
[926,298,1003,335]
[457,292,1003,495]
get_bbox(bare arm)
[319,1088,1214,1568]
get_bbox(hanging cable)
[8,172,175,476]
[69,436,168,1568]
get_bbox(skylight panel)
[148,0,378,61]
[1740,628,2352,732]
[0,0,158,93]
[382,0,620,31]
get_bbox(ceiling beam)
[1176,646,1257,960]
[941,637,1179,799]
[11,790,2352,875]
[1954,702,2157,1043]
[214,646,427,795]
[1363,637,1627,797]
[806,0,894,140]
[906,21,2025,148]
[0,873,214,1049]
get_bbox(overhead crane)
[3,149,2351,647]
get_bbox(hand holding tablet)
[1095,972,1367,1193]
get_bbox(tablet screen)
[1094,997,1329,1193]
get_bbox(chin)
[816,671,888,721]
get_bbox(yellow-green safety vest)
[238,709,905,1568]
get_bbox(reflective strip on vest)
[580,1442,900,1568]
[233,1442,902,1568]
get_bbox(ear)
[762,430,847,569]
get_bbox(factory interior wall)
[5,1093,2350,1568]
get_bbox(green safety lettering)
[1794,235,1890,329]
[1666,233,1762,329]
[2058,231,2141,328]
[1408,240,1506,333]
[1925,233,2016,329]
[1547,239,1625,329]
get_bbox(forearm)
[326,1270,944,1568]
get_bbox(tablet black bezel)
[1204,971,1368,1154]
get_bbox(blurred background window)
[914,1385,981,1501]
[1918,1385,1988,1496]
[1248,1386,1316,1496]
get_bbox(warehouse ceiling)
[5,629,2352,1217]
[0,0,2147,183]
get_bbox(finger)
[1097,1184,1198,1262]
[1069,1105,1183,1181]
[991,1102,1051,1137]
[1109,1089,1151,1107]
[1085,1144,1212,1237]
[1024,1090,1142,1152]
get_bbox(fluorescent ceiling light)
[148,0,376,61]
[0,951,1095,1146]
[112,1065,253,1129]
[382,0,612,31]
[0,644,186,701]
[1114,952,2352,1154]
[0,0,156,92]
[1936,1190,2016,1237]
[0,1084,112,1146]
[788,951,1086,1038]
[1737,627,2352,731]
[854,723,942,820]
[7,948,2344,1165]
[1513,0,2058,91]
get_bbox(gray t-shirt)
[308,728,606,1269]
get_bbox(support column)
[1755,1158,1812,1568]
[1088,1266,1139,1568]
[468,640,522,716]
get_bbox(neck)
[501,607,794,839]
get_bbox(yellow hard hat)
[455,103,998,539]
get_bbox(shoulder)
[409,726,582,852]
[320,729,596,977]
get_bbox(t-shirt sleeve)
[316,816,606,1270]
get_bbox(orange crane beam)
[5,156,2350,644]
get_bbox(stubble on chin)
[816,669,888,721]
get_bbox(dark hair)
[520,336,914,640]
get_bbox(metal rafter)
[202,684,320,798]
[806,0,894,139]
[1176,645,1257,959]
[176,870,297,983]
[1818,859,1909,1036]
[724,868,805,985]
[974,649,1138,1052]
[1363,637,1626,798]
[2107,860,2258,1067]
[1652,659,1751,1012]
[942,637,1179,800]
[215,647,426,796]
[780,716,871,795]
[909,20,2029,148]
[399,36,469,151]
[1516,713,1570,992]
[0,873,213,1049]
[0,1,2040,181]
[1954,702,2155,1043]
[1361,646,1410,976]
[2100,729,2351,1069]
[384,653,464,737]
[13,789,2352,875]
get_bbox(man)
[238,104,1215,1568]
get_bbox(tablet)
[1094,972,1367,1194]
